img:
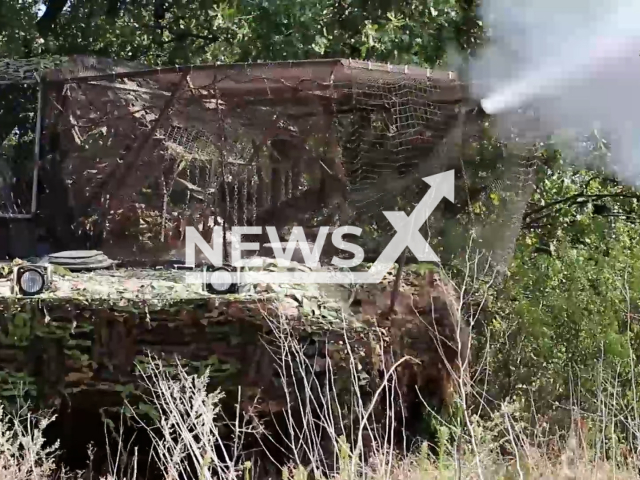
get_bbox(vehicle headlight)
[203,266,238,294]
[13,265,50,296]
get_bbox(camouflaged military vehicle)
[0,56,486,474]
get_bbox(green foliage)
[482,163,640,431]
[0,0,481,66]
[0,0,40,58]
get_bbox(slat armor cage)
[30,56,473,264]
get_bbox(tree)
[2,0,481,66]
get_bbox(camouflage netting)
[0,54,545,274]
[0,53,545,276]
[22,55,538,270]
[33,57,451,258]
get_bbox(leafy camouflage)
[0,56,67,83]
[0,259,466,467]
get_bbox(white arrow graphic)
[184,170,455,285]
[364,170,455,281]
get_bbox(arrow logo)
[365,170,455,281]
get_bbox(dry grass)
[2,347,640,479]
[0,403,58,480]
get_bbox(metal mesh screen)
[34,56,535,269]
[0,81,40,218]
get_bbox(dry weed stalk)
[131,353,250,480]
[0,403,58,480]
[255,305,413,480]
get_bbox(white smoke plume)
[469,0,640,185]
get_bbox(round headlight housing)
[203,266,237,294]
[16,267,46,296]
